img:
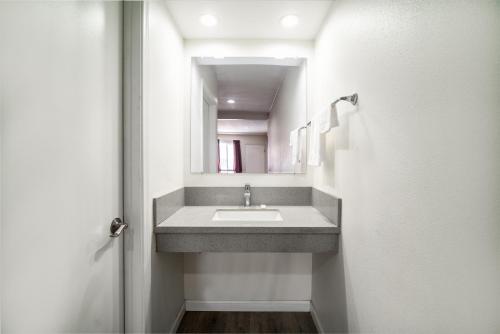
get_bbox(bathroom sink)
[212,209,283,222]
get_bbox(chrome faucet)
[243,184,251,207]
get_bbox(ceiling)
[214,65,287,112]
[217,119,268,135]
[164,0,333,40]
[197,57,304,67]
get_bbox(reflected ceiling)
[215,65,286,113]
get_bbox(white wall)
[311,0,500,332]
[190,63,218,173]
[199,66,218,97]
[184,253,311,302]
[200,66,218,173]
[1,1,123,332]
[190,62,204,173]
[268,63,307,173]
[143,1,185,332]
[183,39,314,304]
[206,103,218,173]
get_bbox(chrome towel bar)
[299,93,358,129]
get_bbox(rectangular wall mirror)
[190,57,308,174]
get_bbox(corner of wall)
[143,1,186,332]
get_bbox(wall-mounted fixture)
[199,14,218,27]
[299,93,359,131]
[280,15,299,28]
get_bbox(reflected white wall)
[268,63,307,173]
[190,62,218,173]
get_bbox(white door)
[202,98,210,171]
[245,144,267,173]
[0,2,124,332]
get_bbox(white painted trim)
[169,302,186,334]
[202,79,218,105]
[0,60,3,331]
[185,300,311,312]
[310,302,325,334]
[123,2,146,333]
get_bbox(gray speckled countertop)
[154,206,340,234]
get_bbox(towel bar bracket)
[300,93,358,130]
[331,93,358,107]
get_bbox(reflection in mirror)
[190,57,307,174]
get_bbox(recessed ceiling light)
[199,14,218,27]
[227,99,235,104]
[280,15,299,28]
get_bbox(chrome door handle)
[110,218,128,238]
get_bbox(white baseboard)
[185,300,311,312]
[310,302,325,334]
[169,302,186,334]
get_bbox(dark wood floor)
[177,311,318,333]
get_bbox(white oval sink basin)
[212,209,283,222]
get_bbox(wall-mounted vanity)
[153,56,341,253]
[154,186,341,253]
